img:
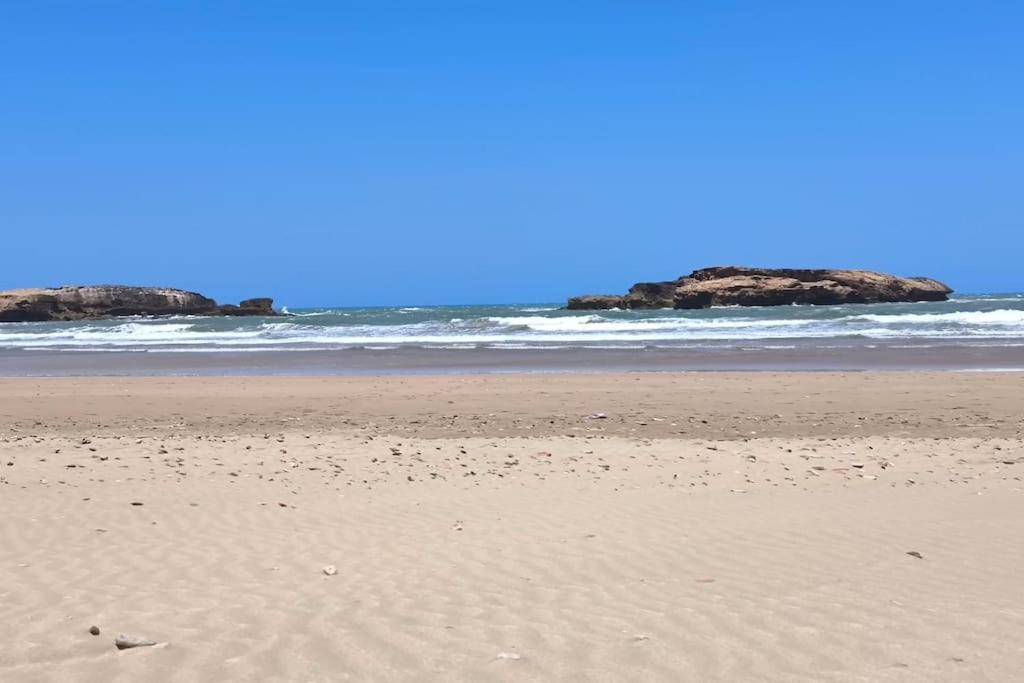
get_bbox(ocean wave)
[6,327,1024,349]
[842,309,1024,325]
[483,315,823,333]
[280,307,335,317]
[2,296,1023,351]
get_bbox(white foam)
[843,309,1024,325]
[484,315,822,333]
[3,298,1024,351]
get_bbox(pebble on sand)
[89,625,100,636]
[115,633,157,650]
[323,565,338,576]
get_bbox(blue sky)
[2,2,1021,306]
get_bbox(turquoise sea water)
[0,294,1022,353]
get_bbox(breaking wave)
[2,296,1023,352]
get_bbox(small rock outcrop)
[568,267,952,310]
[0,286,279,322]
[216,298,277,317]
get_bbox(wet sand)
[2,339,1024,377]
[2,373,1023,681]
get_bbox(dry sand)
[1,373,1023,681]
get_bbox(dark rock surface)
[114,633,158,650]
[0,286,279,322]
[563,295,624,310]
[568,266,952,310]
[217,298,277,316]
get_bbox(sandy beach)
[2,372,1023,681]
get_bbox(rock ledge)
[0,286,278,322]
[568,266,952,310]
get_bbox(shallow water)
[1,294,1022,354]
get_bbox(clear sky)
[2,2,1022,306]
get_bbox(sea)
[2,294,1023,374]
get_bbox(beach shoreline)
[1,296,1022,374]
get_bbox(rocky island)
[568,266,952,310]
[0,286,278,322]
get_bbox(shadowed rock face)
[568,267,953,310]
[216,298,277,317]
[0,286,278,322]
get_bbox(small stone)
[496,652,521,661]
[323,565,337,576]
[906,551,924,559]
[89,625,100,636]
[130,501,143,506]
[587,413,608,420]
[115,633,157,650]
